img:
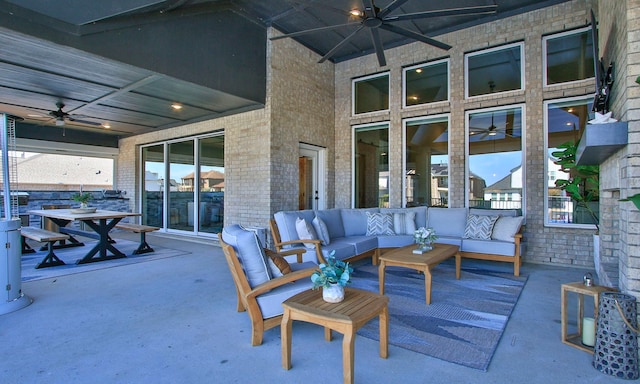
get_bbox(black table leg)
[76,218,127,264]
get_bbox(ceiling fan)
[270,0,497,66]
[469,110,517,140]
[47,102,102,127]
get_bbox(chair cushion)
[491,216,524,243]
[464,214,499,240]
[393,212,416,235]
[427,207,467,237]
[256,279,314,319]
[365,212,395,236]
[312,216,331,245]
[222,224,271,287]
[295,217,318,249]
[264,248,291,277]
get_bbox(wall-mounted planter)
[576,121,628,165]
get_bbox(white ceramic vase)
[322,284,345,303]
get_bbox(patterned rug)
[350,260,528,371]
[21,239,190,282]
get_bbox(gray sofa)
[271,206,525,276]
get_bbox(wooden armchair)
[270,219,326,264]
[218,226,316,346]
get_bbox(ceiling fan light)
[488,131,497,136]
[55,118,65,126]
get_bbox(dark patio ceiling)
[0,0,573,146]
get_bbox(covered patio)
[0,232,616,383]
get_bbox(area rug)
[349,260,528,371]
[21,239,191,282]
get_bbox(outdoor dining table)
[27,208,141,264]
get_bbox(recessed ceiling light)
[171,103,183,110]
[415,69,422,73]
[350,9,363,17]
[102,123,111,129]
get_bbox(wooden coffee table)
[378,243,461,305]
[281,287,389,384]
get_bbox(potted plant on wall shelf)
[311,251,353,303]
[552,140,600,267]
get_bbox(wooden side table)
[561,282,616,353]
[281,287,389,384]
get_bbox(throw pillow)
[264,248,291,277]
[491,216,524,243]
[365,212,395,236]
[393,212,416,235]
[463,214,499,240]
[295,217,318,249]
[312,216,331,245]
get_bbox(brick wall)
[334,0,599,267]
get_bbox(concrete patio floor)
[0,232,623,383]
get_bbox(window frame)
[352,72,390,116]
[352,121,390,208]
[464,42,525,99]
[542,26,595,87]
[464,104,526,213]
[402,114,451,208]
[402,58,450,108]
[543,95,596,229]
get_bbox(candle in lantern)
[582,317,596,347]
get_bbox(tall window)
[354,123,389,208]
[141,133,224,236]
[404,115,449,207]
[544,96,596,227]
[403,59,449,107]
[543,26,595,86]
[465,42,524,98]
[467,106,524,210]
[352,72,389,115]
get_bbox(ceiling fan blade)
[369,28,386,66]
[270,22,360,40]
[67,116,103,126]
[384,5,497,22]
[318,25,365,63]
[378,0,411,18]
[380,23,452,50]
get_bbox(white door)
[299,144,325,210]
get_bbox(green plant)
[70,192,93,205]
[552,140,600,230]
[620,193,640,210]
[310,252,353,289]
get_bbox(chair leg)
[251,321,264,346]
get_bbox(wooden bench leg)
[133,232,154,255]
[35,242,66,269]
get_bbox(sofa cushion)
[462,238,516,257]
[256,279,313,319]
[464,214,499,240]
[341,208,378,236]
[222,224,271,288]
[491,216,524,243]
[365,212,395,236]
[393,212,417,235]
[381,207,428,228]
[295,217,318,249]
[427,207,467,237]
[377,234,415,248]
[318,239,356,261]
[312,216,331,245]
[316,209,345,239]
[339,235,378,255]
[274,210,315,246]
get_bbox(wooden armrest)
[275,239,322,247]
[278,248,306,263]
[246,268,316,299]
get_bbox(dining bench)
[115,223,159,254]
[20,226,70,269]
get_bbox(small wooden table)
[378,243,461,305]
[281,288,389,384]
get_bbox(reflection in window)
[354,123,389,208]
[545,97,596,227]
[404,115,449,207]
[142,144,164,228]
[465,42,524,98]
[353,73,389,115]
[467,106,523,210]
[544,27,594,86]
[403,59,449,107]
